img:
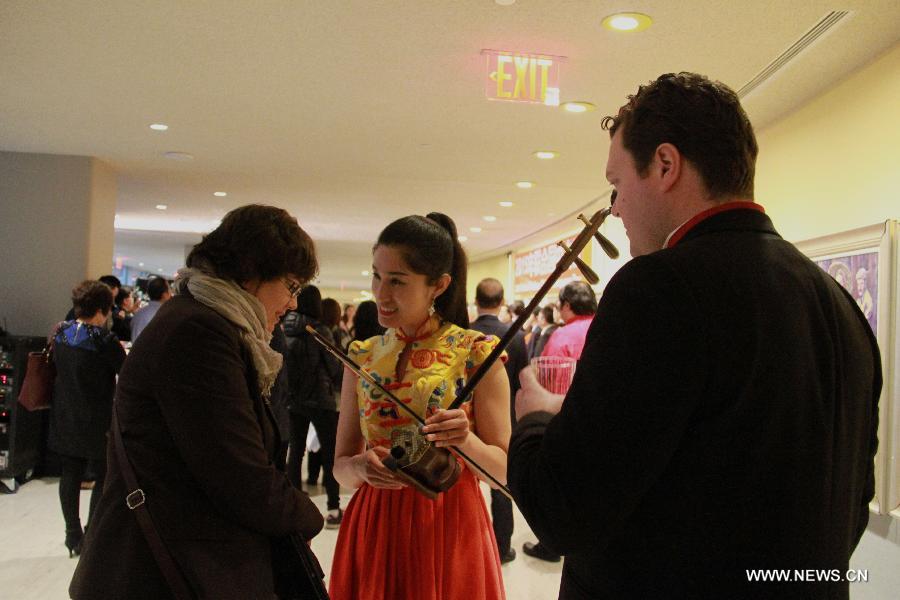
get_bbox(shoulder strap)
[111,403,194,599]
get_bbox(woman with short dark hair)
[50,280,126,557]
[71,205,325,600]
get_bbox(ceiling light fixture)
[149,123,169,131]
[561,101,595,113]
[214,191,227,197]
[602,12,653,32]
[138,262,144,267]
[163,152,193,161]
[458,235,468,242]
[361,270,370,276]
[155,204,167,210]
[516,181,534,189]
[534,151,558,160]
[483,215,497,222]
[499,201,514,207]
[469,227,482,233]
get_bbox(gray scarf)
[174,263,282,399]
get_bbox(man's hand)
[516,366,565,421]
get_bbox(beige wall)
[757,43,900,241]
[466,253,510,303]
[87,158,117,280]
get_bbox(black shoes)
[325,508,343,530]
[522,541,561,563]
[65,528,84,558]
[500,547,517,564]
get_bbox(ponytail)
[425,212,469,329]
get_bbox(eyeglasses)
[282,277,303,299]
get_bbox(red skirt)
[328,467,506,600]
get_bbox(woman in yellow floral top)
[330,213,511,600]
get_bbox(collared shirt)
[664,201,765,249]
[130,300,164,341]
[540,314,594,359]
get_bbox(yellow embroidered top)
[347,320,502,448]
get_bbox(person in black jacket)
[469,278,528,564]
[49,280,126,557]
[70,205,324,600]
[509,73,881,599]
[283,284,344,529]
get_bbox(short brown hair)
[601,72,758,200]
[187,205,318,284]
[72,280,114,319]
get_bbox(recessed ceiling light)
[163,151,194,161]
[602,12,653,32]
[469,227,482,233]
[138,262,144,267]
[534,151,558,160]
[149,123,169,131]
[494,0,516,6]
[157,268,164,272]
[561,102,595,113]
[499,201,514,207]
[458,235,468,242]
[516,181,534,189]
[155,204,167,210]
[483,215,497,222]
[213,191,227,197]
[361,270,370,276]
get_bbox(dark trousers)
[287,409,340,510]
[58,454,106,533]
[490,488,514,554]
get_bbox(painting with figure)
[815,251,878,333]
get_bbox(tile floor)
[0,477,562,599]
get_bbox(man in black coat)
[469,277,529,564]
[508,72,881,599]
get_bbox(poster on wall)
[796,220,900,519]
[814,251,878,333]
[513,236,587,300]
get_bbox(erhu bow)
[449,206,617,410]
[306,205,618,500]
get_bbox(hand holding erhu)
[449,207,617,410]
[304,325,513,500]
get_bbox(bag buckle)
[126,489,146,510]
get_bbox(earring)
[428,298,436,316]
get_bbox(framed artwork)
[795,221,899,518]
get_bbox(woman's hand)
[422,408,470,448]
[354,446,407,489]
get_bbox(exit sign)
[483,50,563,105]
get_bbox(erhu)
[307,204,618,499]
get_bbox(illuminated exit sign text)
[483,50,563,106]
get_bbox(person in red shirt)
[540,281,597,360]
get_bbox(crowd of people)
[41,71,878,600]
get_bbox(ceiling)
[2,1,899,294]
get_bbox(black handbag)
[271,533,330,600]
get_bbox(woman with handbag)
[49,279,126,557]
[329,213,510,599]
[70,205,326,600]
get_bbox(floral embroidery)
[348,323,503,447]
